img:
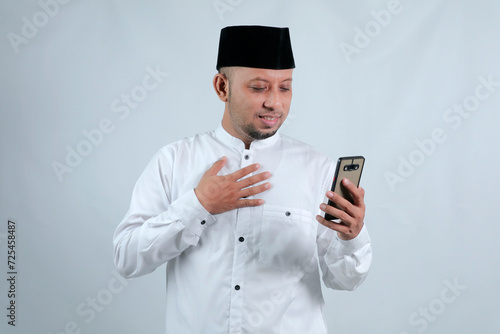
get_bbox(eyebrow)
[249,77,293,83]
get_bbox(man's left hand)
[316,178,365,240]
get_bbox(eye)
[250,86,266,92]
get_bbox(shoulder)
[156,130,216,159]
[135,130,216,176]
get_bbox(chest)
[169,147,326,214]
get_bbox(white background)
[1,0,499,333]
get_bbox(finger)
[351,186,365,206]
[229,163,261,181]
[235,198,265,209]
[237,171,272,189]
[342,179,365,206]
[241,182,272,197]
[206,156,227,176]
[315,215,351,235]
[326,191,354,217]
[319,202,353,225]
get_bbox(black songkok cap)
[216,25,295,71]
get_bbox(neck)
[221,122,252,149]
[221,112,253,149]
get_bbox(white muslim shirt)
[113,126,372,333]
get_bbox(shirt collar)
[214,125,281,151]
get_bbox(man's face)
[221,67,293,146]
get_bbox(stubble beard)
[229,105,280,142]
[243,123,277,141]
[226,83,281,142]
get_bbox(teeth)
[263,117,276,120]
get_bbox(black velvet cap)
[216,25,295,71]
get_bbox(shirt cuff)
[334,223,371,253]
[170,189,216,237]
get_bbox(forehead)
[231,67,293,83]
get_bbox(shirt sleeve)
[317,223,372,291]
[315,159,372,291]
[113,149,215,278]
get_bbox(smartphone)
[324,156,365,221]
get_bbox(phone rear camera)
[344,164,359,171]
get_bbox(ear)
[213,73,229,102]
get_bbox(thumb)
[207,156,227,175]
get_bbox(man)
[113,25,372,333]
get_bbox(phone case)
[324,156,365,221]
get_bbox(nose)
[263,87,282,111]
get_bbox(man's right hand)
[194,156,271,214]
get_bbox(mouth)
[260,116,279,121]
[258,115,281,128]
